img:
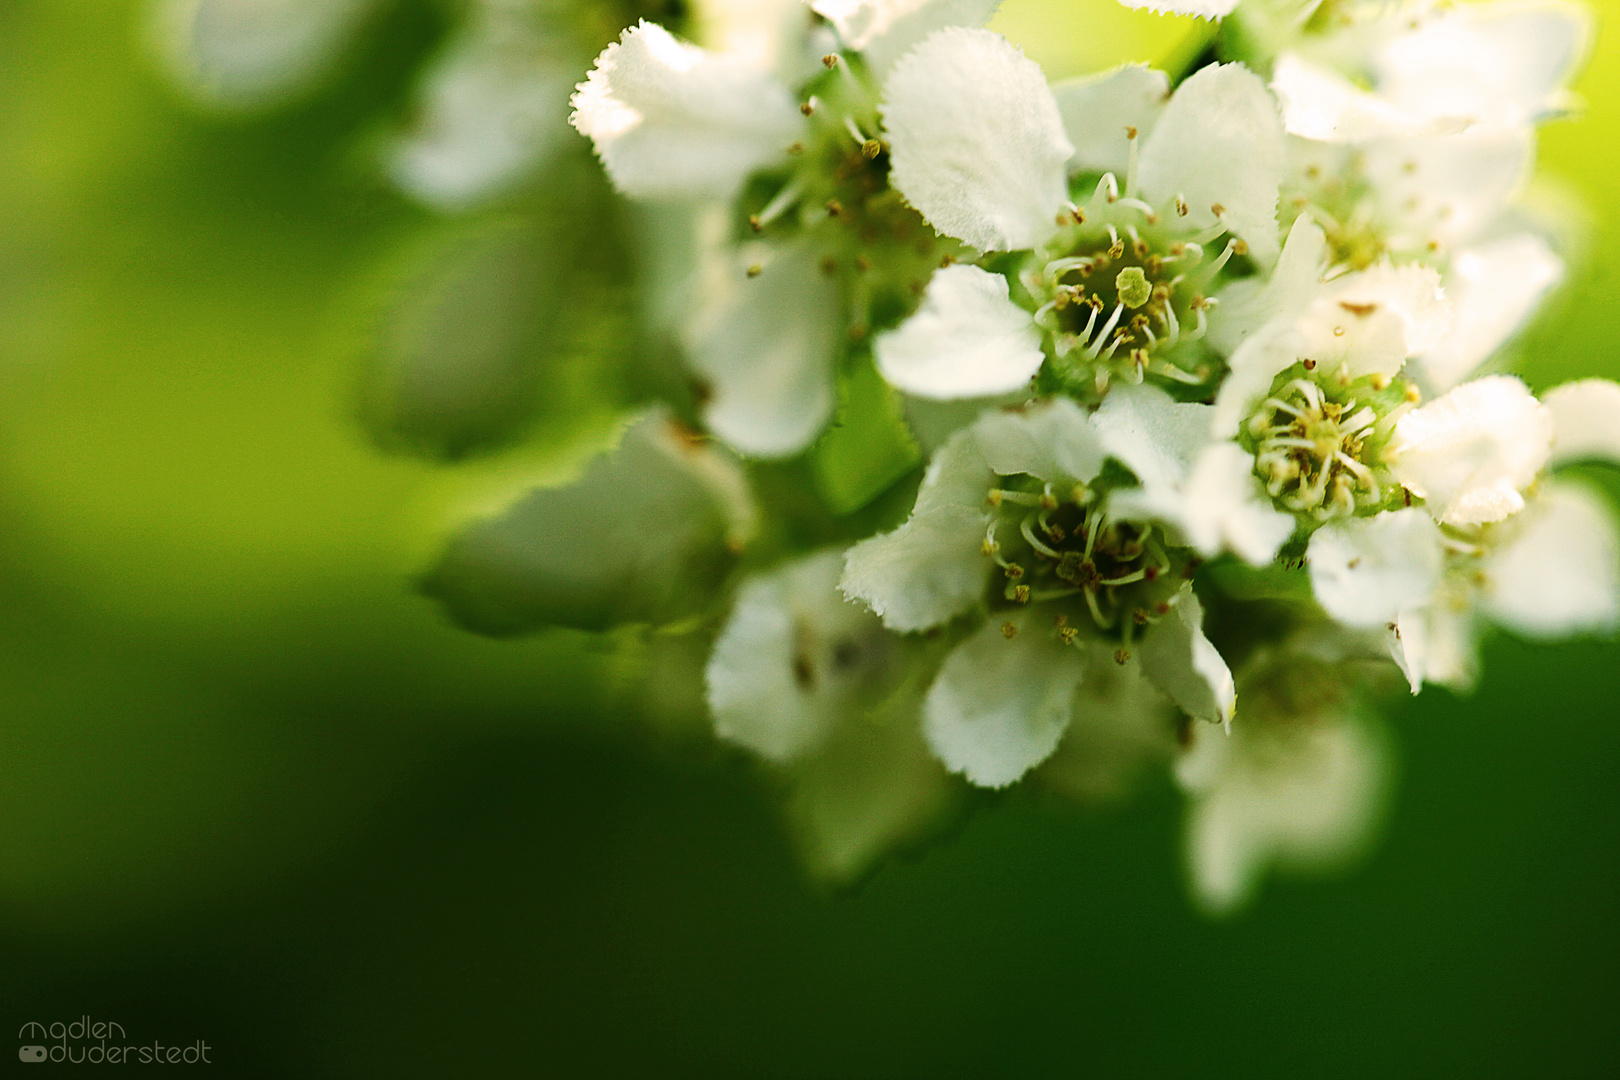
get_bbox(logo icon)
[19,1045,47,1062]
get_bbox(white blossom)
[570,21,803,202]
[151,0,381,111]
[843,399,1242,783]
[883,31,1285,258]
[1388,375,1554,527]
[387,1,576,208]
[708,548,896,761]
[1178,675,1390,915]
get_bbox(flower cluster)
[422,0,1614,911]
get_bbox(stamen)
[1085,304,1126,359]
[1089,173,1120,207]
[1021,514,1062,559]
[989,488,1043,507]
[1084,588,1111,629]
[1117,197,1157,222]
[750,179,805,232]
[1203,237,1247,279]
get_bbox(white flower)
[708,548,896,761]
[1307,508,1446,629]
[1413,233,1563,392]
[1177,666,1390,915]
[876,34,1286,400]
[812,0,1005,73]
[1049,64,1170,181]
[882,27,1075,253]
[1387,375,1554,526]
[706,547,958,882]
[684,245,844,457]
[1264,3,1586,391]
[1545,379,1620,467]
[1389,479,1620,692]
[151,0,381,111]
[570,20,805,202]
[386,0,576,208]
[1270,1,1591,143]
[922,609,1088,786]
[572,6,1002,458]
[883,33,1285,259]
[1316,378,1620,692]
[841,399,1241,784]
[1210,214,1453,438]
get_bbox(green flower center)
[1245,364,1417,520]
[740,54,956,338]
[979,476,1189,654]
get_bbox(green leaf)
[352,217,584,461]
[811,354,922,515]
[421,410,755,635]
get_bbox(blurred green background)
[1,0,1618,1074]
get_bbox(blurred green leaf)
[354,216,576,459]
[421,410,752,634]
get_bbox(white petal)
[1270,52,1473,142]
[902,391,1027,454]
[388,18,572,207]
[1093,383,1211,492]
[923,613,1085,786]
[1376,0,1592,129]
[970,397,1107,483]
[151,0,378,110]
[570,21,802,201]
[1215,326,1311,444]
[1298,262,1452,380]
[841,429,992,630]
[685,246,841,458]
[874,265,1044,398]
[708,549,892,761]
[812,0,1003,74]
[1308,509,1445,629]
[1545,379,1620,467]
[1181,712,1389,915]
[1207,213,1327,357]
[1114,0,1238,16]
[1049,64,1170,177]
[1390,375,1554,525]
[1480,480,1620,639]
[1363,129,1531,251]
[1415,233,1561,392]
[1139,585,1235,727]
[1137,63,1286,266]
[1390,600,1479,695]
[1172,443,1297,565]
[881,27,1071,251]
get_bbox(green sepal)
[811,353,923,516]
